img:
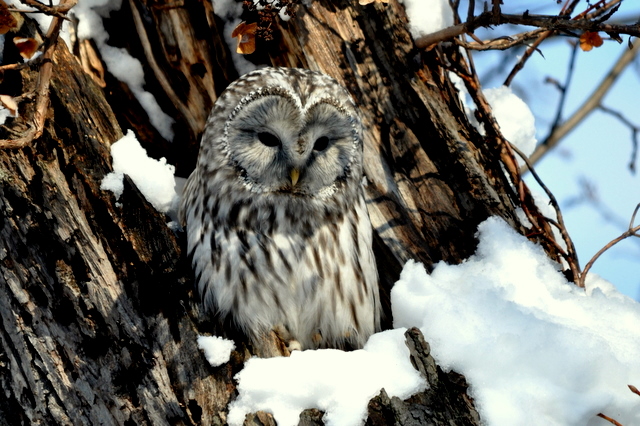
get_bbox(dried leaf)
[579,31,604,52]
[231,21,258,55]
[0,0,17,35]
[359,0,389,4]
[0,94,17,116]
[13,37,39,59]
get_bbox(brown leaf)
[13,37,39,59]
[0,94,17,116]
[579,31,604,52]
[0,0,17,35]
[231,21,258,55]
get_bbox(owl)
[179,67,380,351]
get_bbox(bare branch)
[529,37,640,165]
[491,0,500,24]
[503,0,619,86]
[598,104,639,173]
[503,30,552,87]
[0,0,77,149]
[509,143,582,283]
[534,42,579,161]
[18,0,75,17]
[451,48,581,282]
[0,54,44,72]
[452,0,625,52]
[579,204,640,287]
[455,29,547,51]
[415,6,639,50]
[597,412,625,426]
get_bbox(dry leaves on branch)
[232,21,258,54]
[579,31,604,51]
[13,37,39,59]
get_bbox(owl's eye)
[313,136,330,152]
[258,132,281,147]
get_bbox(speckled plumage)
[179,67,380,350]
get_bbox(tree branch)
[579,203,640,287]
[598,104,639,172]
[543,42,579,147]
[454,28,546,51]
[451,48,580,281]
[18,0,75,17]
[529,37,640,165]
[0,0,77,149]
[415,7,639,50]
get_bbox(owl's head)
[202,68,364,202]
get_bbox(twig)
[529,37,640,165]
[597,412,624,426]
[509,142,582,283]
[503,30,552,87]
[491,0,500,24]
[597,104,639,173]
[450,46,580,281]
[629,384,640,397]
[502,0,600,86]
[0,54,45,72]
[455,28,546,51]
[465,0,474,26]
[0,0,77,149]
[579,203,640,287]
[415,7,639,50]
[544,42,579,147]
[452,0,623,52]
[18,0,74,17]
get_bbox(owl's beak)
[289,168,300,186]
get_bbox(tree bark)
[0,0,540,424]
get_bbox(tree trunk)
[0,0,540,424]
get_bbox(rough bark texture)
[0,0,533,424]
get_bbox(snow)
[71,0,175,140]
[400,0,454,38]
[211,0,241,18]
[101,130,177,214]
[393,217,640,426]
[198,335,235,367]
[484,86,537,158]
[449,72,537,161]
[227,329,425,426]
[223,217,640,426]
[0,107,11,125]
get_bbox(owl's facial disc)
[225,93,359,198]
